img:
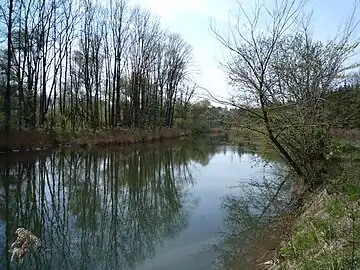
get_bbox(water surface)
[0,136,269,269]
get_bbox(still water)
[0,136,271,270]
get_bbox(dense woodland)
[0,0,205,134]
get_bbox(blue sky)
[130,0,360,101]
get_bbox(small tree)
[210,0,359,190]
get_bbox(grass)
[277,137,360,270]
[0,127,190,153]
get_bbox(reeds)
[0,127,188,152]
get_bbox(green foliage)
[174,99,231,133]
[279,199,360,269]
[326,86,360,129]
[296,253,357,270]
[44,111,72,131]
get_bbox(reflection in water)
[0,136,226,269]
[216,159,293,270]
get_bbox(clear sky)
[130,0,360,102]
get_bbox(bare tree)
[5,0,13,135]
[108,0,131,127]
[127,8,160,127]
[177,82,197,121]
[210,0,359,189]
[0,0,196,137]
[163,33,193,127]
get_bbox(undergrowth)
[277,139,360,269]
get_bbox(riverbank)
[0,127,192,153]
[223,128,360,269]
[275,136,360,269]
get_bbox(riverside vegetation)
[0,0,232,152]
[3,0,360,269]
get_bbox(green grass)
[326,198,346,219]
[279,194,360,269]
[277,138,360,269]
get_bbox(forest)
[2,0,358,152]
[0,0,206,144]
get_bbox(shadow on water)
[0,136,226,270]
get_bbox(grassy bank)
[276,137,360,269]
[222,128,360,269]
[0,127,192,153]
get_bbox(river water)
[0,136,276,270]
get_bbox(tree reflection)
[216,161,294,270]
[0,136,223,269]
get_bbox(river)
[0,135,280,270]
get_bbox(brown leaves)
[9,228,41,264]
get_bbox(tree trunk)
[5,0,14,135]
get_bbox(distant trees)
[174,98,232,133]
[0,0,194,132]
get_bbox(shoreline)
[0,127,196,154]
[221,128,360,268]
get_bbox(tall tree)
[5,0,14,134]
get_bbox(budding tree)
[210,0,359,189]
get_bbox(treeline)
[0,0,195,133]
[176,99,234,132]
